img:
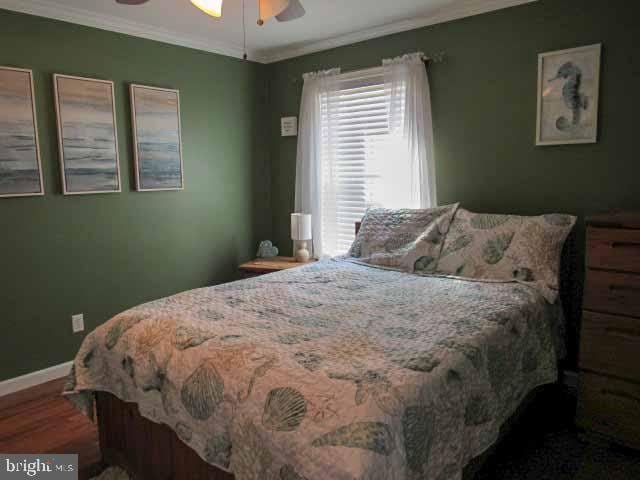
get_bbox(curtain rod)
[291,51,446,85]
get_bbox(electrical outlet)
[72,313,84,333]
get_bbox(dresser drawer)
[577,372,640,449]
[580,311,640,381]
[587,227,640,273]
[583,270,640,317]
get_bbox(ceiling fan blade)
[116,0,150,5]
[258,0,289,24]
[276,0,305,21]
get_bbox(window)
[295,54,435,259]
[319,69,418,256]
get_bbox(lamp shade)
[191,0,222,17]
[291,213,312,241]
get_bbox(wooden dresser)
[577,212,640,449]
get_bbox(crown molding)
[1,0,537,64]
[0,0,263,61]
[257,0,538,64]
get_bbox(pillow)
[347,203,459,273]
[435,209,576,302]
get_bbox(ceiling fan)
[115,0,306,25]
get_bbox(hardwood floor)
[0,378,102,480]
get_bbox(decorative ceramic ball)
[257,240,279,258]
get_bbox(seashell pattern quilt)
[65,258,562,480]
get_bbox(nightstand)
[238,256,315,278]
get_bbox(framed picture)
[536,44,601,146]
[53,74,121,195]
[130,84,184,191]
[0,66,44,198]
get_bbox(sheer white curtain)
[383,52,437,208]
[294,68,341,258]
[294,53,436,257]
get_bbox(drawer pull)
[610,241,640,249]
[608,285,640,297]
[605,327,640,340]
[602,389,640,405]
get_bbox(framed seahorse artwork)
[536,44,601,146]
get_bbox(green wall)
[0,9,269,381]
[266,0,640,365]
[267,0,640,249]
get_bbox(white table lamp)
[291,213,312,263]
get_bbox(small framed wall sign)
[130,84,184,191]
[536,43,601,146]
[281,116,298,137]
[54,74,121,194]
[0,66,44,198]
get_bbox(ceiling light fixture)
[118,0,305,24]
[117,0,306,61]
[190,0,223,18]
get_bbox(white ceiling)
[1,0,536,63]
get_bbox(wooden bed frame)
[96,392,232,480]
[96,385,556,480]
[95,222,581,479]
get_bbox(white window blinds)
[319,69,418,257]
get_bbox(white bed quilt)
[65,259,561,480]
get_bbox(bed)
[65,213,579,480]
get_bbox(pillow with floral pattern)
[347,203,459,273]
[435,208,576,302]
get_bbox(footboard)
[96,392,232,480]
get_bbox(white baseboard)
[0,361,73,397]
